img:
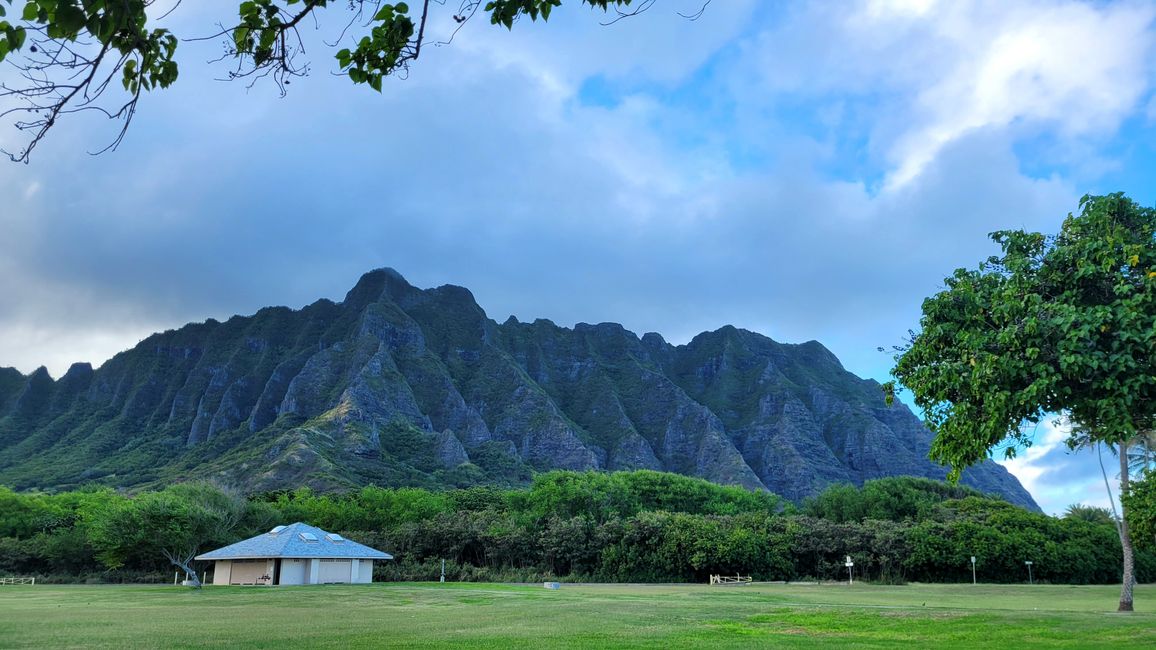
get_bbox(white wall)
[213,557,376,585]
[355,561,373,584]
[318,559,351,584]
[279,559,307,586]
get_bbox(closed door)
[318,559,351,583]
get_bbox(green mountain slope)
[0,269,1039,510]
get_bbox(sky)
[1,0,1154,515]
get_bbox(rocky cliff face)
[0,269,1039,510]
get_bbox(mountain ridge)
[0,268,1039,511]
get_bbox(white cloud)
[993,416,1132,516]
[0,322,162,378]
[865,0,939,18]
[887,1,1156,188]
[733,1,1156,190]
[0,1,1151,517]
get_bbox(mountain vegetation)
[0,474,1148,585]
[0,268,1036,510]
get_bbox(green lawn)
[1,582,1153,648]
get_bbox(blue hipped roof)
[195,523,393,561]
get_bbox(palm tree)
[1124,429,1155,477]
[1065,424,1153,522]
[1063,504,1116,526]
[1066,421,1148,598]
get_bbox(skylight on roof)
[269,525,287,535]
[300,532,319,543]
[327,533,345,543]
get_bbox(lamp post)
[970,556,976,585]
[845,556,854,586]
[1025,561,1033,585]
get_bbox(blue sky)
[1,0,1154,514]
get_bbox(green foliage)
[804,476,982,523]
[889,193,1156,473]
[1064,503,1116,527]
[520,470,786,523]
[1124,473,1156,549]
[0,1,178,92]
[2,471,1150,586]
[888,193,1156,608]
[86,482,267,577]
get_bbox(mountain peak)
[343,267,416,308]
[0,267,1038,511]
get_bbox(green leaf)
[233,26,250,51]
[373,5,394,21]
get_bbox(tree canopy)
[4,473,1154,586]
[86,482,273,586]
[886,192,1156,611]
[1124,474,1156,550]
[0,0,674,162]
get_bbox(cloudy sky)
[1,0,1154,515]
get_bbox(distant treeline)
[1,471,1151,585]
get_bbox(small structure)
[709,574,752,585]
[195,522,392,586]
[0,577,35,585]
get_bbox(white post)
[1025,561,1033,585]
[174,572,179,585]
[440,559,445,583]
[845,556,854,585]
[970,556,976,585]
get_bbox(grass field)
[1,582,1154,648]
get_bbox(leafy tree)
[886,193,1156,611]
[86,482,256,587]
[1064,504,1116,527]
[1123,473,1156,550]
[5,472,1156,585]
[0,0,665,162]
[803,476,983,523]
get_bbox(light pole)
[970,556,976,585]
[1025,561,1033,585]
[845,555,854,586]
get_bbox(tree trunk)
[163,549,202,588]
[1097,443,1121,526]
[1117,446,1135,612]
